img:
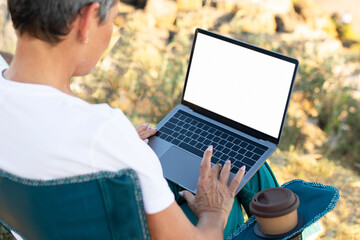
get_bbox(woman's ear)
[77,2,100,44]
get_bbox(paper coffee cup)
[250,188,300,235]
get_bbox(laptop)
[149,28,299,194]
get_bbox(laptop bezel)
[180,28,299,145]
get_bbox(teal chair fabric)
[0,169,150,240]
[230,179,340,240]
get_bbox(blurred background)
[0,0,359,239]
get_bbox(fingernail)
[217,163,222,167]
[178,191,184,197]
[207,145,213,151]
[152,128,157,132]
[226,160,231,164]
[144,139,149,144]
[240,165,246,171]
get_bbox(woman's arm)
[146,146,245,239]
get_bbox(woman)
[0,0,277,239]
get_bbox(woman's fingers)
[199,145,213,179]
[229,165,246,193]
[136,123,157,140]
[139,128,157,140]
[219,160,231,184]
[136,124,149,134]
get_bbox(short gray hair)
[8,0,118,44]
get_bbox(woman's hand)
[136,124,157,144]
[181,145,245,229]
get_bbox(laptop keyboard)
[156,110,268,173]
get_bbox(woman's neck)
[3,36,78,95]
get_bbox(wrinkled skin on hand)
[136,124,157,143]
[182,146,245,229]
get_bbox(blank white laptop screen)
[183,32,296,138]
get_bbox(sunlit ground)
[1,0,359,239]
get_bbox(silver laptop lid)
[181,29,299,145]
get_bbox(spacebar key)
[179,142,203,158]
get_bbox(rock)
[275,11,301,33]
[230,9,277,34]
[293,0,323,22]
[215,0,293,15]
[146,0,177,29]
[176,7,226,32]
[176,0,203,11]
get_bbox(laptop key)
[235,154,244,161]
[214,151,222,158]
[230,166,239,174]
[215,130,222,136]
[184,137,191,143]
[172,132,180,138]
[245,151,253,158]
[179,142,203,158]
[203,139,211,146]
[242,157,256,166]
[190,120,198,125]
[184,118,192,123]
[211,156,220,164]
[220,155,228,161]
[185,131,192,137]
[239,148,246,154]
[197,122,204,128]
[178,134,185,140]
[233,160,243,169]
[240,142,248,148]
[207,134,215,140]
[213,136,221,142]
[222,148,230,154]
[232,145,240,151]
[225,142,234,148]
[173,112,181,118]
[246,145,255,151]
[227,136,235,142]
[189,126,196,131]
[171,139,180,145]
[234,139,241,145]
[179,115,186,120]
[252,154,261,161]
[209,128,216,134]
[215,145,224,151]
[202,125,210,131]
[190,140,197,146]
[229,151,236,158]
[254,147,266,155]
[169,118,179,124]
[220,132,229,139]
[195,142,203,149]
[200,131,208,137]
[161,127,173,135]
[192,134,200,140]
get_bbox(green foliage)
[0,225,14,240]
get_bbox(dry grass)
[269,149,360,240]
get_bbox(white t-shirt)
[0,57,174,215]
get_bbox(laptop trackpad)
[160,146,201,193]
